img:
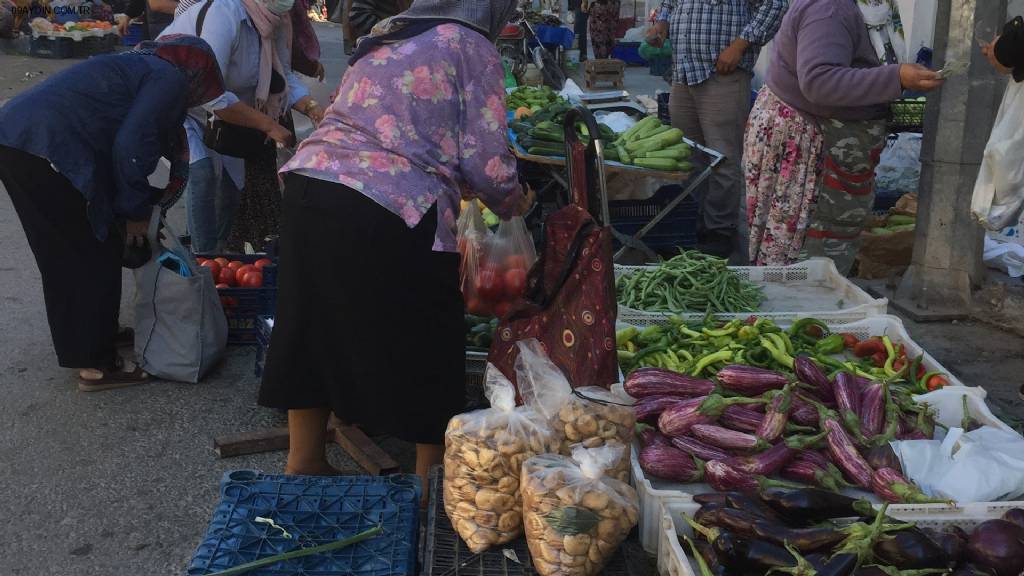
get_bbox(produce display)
[443,376,560,553]
[508,100,617,158]
[196,257,271,289]
[507,85,564,115]
[521,446,639,576]
[624,315,957,504]
[29,17,114,34]
[465,314,497,351]
[616,250,763,314]
[868,214,916,235]
[553,387,636,483]
[605,116,692,172]
[679,491,1024,576]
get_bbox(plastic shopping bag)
[971,80,1024,230]
[479,216,537,318]
[516,339,636,482]
[521,445,639,576]
[442,365,560,553]
[458,201,493,316]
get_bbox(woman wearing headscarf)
[0,36,225,391]
[161,0,323,254]
[258,0,533,492]
[588,0,620,59]
[741,0,943,272]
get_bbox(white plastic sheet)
[983,235,1024,277]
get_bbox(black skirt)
[258,174,465,445]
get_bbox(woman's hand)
[116,14,129,36]
[294,96,325,126]
[125,219,150,247]
[515,186,536,216]
[314,62,326,82]
[266,123,296,147]
[898,64,945,92]
[981,36,1013,75]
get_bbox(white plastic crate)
[631,440,693,555]
[616,258,888,327]
[657,498,1018,576]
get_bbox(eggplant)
[757,384,795,442]
[853,566,889,576]
[760,488,873,524]
[864,444,902,473]
[748,520,846,553]
[693,493,729,506]
[711,530,801,571]
[691,424,771,451]
[1002,508,1024,530]
[823,416,874,488]
[859,381,887,438]
[871,467,952,505]
[670,435,732,462]
[791,394,822,427]
[680,533,726,576]
[921,525,967,566]
[966,519,1024,576]
[723,443,796,476]
[658,394,763,437]
[781,449,846,492]
[834,372,867,441]
[720,404,764,433]
[721,492,784,522]
[638,444,704,482]
[635,395,687,423]
[687,535,727,576]
[873,526,950,569]
[716,364,789,396]
[951,565,997,576]
[694,502,727,526]
[637,423,672,447]
[795,356,835,403]
[625,367,716,398]
[705,460,799,493]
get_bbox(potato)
[497,476,518,494]
[563,533,591,556]
[475,509,498,528]
[581,491,609,511]
[498,510,521,532]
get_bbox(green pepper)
[753,318,781,334]
[638,325,665,345]
[703,320,740,338]
[788,318,830,345]
[814,334,845,355]
[815,353,848,372]
[711,336,733,349]
[759,336,794,369]
[737,324,760,341]
[691,350,734,376]
[746,346,773,367]
[678,325,703,339]
[615,326,639,347]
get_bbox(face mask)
[265,0,294,16]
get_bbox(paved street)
[0,21,1022,576]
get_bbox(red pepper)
[853,337,885,358]
[897,344,907,359]
[917,363,926,380]
[927,374,948,391]
[871,351,888,368]
[893,357,906,373]
[841,333,860,349]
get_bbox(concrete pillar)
[893,0,1008,318]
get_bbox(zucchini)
[633,157,681,171]
[616,143,632,164]
[625,128,685,154]
[887,214,916,226]
[528,145,566,156]
[635,123,671,142]
[637,146,691,160]
[603,148,620,161]
[620,116,660,143]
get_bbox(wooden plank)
[332,424,401,476]
[214,427,291,458]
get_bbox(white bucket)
[565,49,581,67]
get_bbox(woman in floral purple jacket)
[259,0,532,493]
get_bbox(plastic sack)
[442,364,560,553]
[479,216,537,318]
[594,111,636,135]
[875,133,922,195]
[971,80,1024,230]
[638,35,671,61]
[516,339,635,482]
[458,201,493,316]
[521,445,639,576]
[911,385,1014,433]
[983,234,1024,277]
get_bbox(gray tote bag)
[134,212,227,382]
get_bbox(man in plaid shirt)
[653,0,787,259]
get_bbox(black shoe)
[696,231,734,259]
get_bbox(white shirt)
[159,0,309,188]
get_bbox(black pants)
[0,146,122,369]
[574,9,589,61]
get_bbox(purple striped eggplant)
[794,356,835,403]
[720,405,765,433]
[657,394,763,437]
[704,460,800,493]
[691,424,771,452]
[625,367,716,399]
[864,444,902,473]
[638,444,705,482]
[834,372,867,442]
[756,384,794,442]
[872,467,952,504]
[635,395,687,423]
[859,381,887,438]
[822,416,874,488]
[781,450,845,492]
[637,423,672,447]
[722,443,796,476]
[670,435,732,462]
[790,395,821,428]
[715,365,788,396]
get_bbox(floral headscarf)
[133,34,225,107]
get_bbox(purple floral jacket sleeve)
[280,24,524,252]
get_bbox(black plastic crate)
[198,253,278,346]
[609,184,699,252]
[423,467,633,576]
[72,34,118,58]
[656,92,671,124]
[30,35,74,59]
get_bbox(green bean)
[615,249,763,314]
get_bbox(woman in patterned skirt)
[588,0,619,59]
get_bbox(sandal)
[78,358,149,392]
[115,327,134,347]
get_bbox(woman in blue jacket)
[0,35,225,391]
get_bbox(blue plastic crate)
[122,22,144,46]
[610,185,699,252]
[611,42,645,65]
[533,24,575,49]
[189,471,422,576]
[254,315,273,377]
[198,253,278,346]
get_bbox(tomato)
[870,351,887,368]
[927,374,948,391]
[215,283,230,289]
[476,266,504,301]
[239,270,263,288]
[227,260,244,271]
[893,357,906,373]
[840,333,859,349]
[214,257,230,268]
[505,255,528,270]
[854,337,885,358]
[504,267,528,298]
[200,259,221,279]
[236,264,256,280]
[254,258,273,270]
[218,267,237,287]
[196,257,208,265]
[494,301,511,318]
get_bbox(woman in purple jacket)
[742,0,943,272]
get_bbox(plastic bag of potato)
[516,340,635,481]
[521,445,639,576]
[443,364,560,553]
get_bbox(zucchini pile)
[509,100,617,157]
[506,86,563,113]
[608,116,692,172]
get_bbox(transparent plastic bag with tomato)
[478,216,537,319]
[458,201,493,316]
